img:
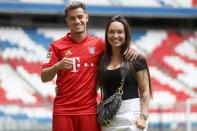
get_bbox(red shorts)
[53,115,101,131]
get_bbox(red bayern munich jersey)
[43,33,105,115]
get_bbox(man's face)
[66,7,88,35]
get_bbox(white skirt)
[101,98,148,131]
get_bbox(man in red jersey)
[41,1,138,131]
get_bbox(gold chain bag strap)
[97,65,127,127]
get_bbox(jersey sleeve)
[133,55,148,72]
[42,44,59,69]
[97,38,106,55]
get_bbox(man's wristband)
[140,113,149,120]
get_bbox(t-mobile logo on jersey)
[69,57,94,72]
[68,57,80,72]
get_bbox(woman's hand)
[136,117,146,130]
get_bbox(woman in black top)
[98,15,152,131]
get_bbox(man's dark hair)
[64,1,86,17]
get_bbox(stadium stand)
[1,27,197,130]
[0,105,52,130]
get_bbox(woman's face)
[107,21,125,48]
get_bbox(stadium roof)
[0,2,197,18]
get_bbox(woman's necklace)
[107,59,121,70]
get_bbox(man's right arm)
[41,57,73,82]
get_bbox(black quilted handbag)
[97,65,127,127]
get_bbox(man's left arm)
[124,44,139,61]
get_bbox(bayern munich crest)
[88,47,95,54]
